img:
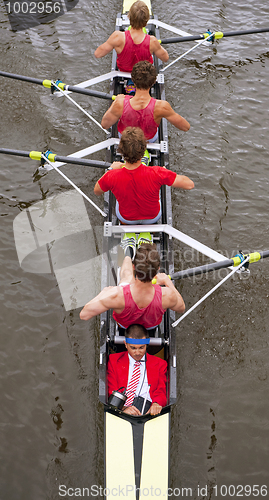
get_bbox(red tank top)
[117,30,153,72]
[113,284,166,329]
[118,96,159,140]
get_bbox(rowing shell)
[98,1,175,498]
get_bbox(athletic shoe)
[141,149,150,166]
[121,233,137,260]
[137,232,153,248]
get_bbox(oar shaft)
[64,85,112,100]
[53,155,110,169]
[161,26,269,44]
[220,27,269,38]
[0,70,112,100]
[40,154,106,217]
[0,148,31,158]
[172,257,249,328]
[0,148,110,169]
[0,70,44,85]
[171,250,269,280]
[161,35,203,44]
[171,259,233,280]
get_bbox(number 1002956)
[213,485,267,497]
[5,1,62,15]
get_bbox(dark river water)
[1,0,269,499]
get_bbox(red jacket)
[107,351,167,407]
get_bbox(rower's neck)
[124,159,143,170]
[129,27,146,37]
[133,278,153,290]
[131,88,151,100]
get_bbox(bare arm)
[155,273,185,313]
[101,95,124,130]
[94,162,124,196]
[156,101,190,131]
[95,31,124,58]
[94,181,105,196]
[150,36,169,62]
[80,286,123,320]
[171,174,194,190]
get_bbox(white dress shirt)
[127,354,152,402]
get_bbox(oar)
[0,148,110,169]
[172,256,250,328]
[160,26,269,45]
[171,250,269,280]
[0,70,114,100]
[161,33,214,72]
[0,148,109,217]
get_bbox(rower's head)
[133,243,160,282]
[118,127,146,164]
[124,324,149,360]
[131,61,157,90]
[128,1,150,30]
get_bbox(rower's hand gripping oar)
[0,148,108,217]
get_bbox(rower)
[80,243,185,330]
[107,324,167,416]
[101,60,190,142]
[93,126,194,225]
[94,0,169,72]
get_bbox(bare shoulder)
[106,285,123,299]
[161,286,177,309]
[109,30,125,43]
[154,100,171,112]
[114,94,125,104]
[115,93,125,100]
[97,285,121,301]
[149,35,161,46]
[154,100,174,121]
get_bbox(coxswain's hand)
[147,403,162,415]
[123,406,141,416]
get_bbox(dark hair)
[126,324,149,339]
[131,61,157,90]
[117,127,147,164]
[128,0,150,29]
[133,243,160,282]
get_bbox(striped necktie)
[125,361,141,407]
